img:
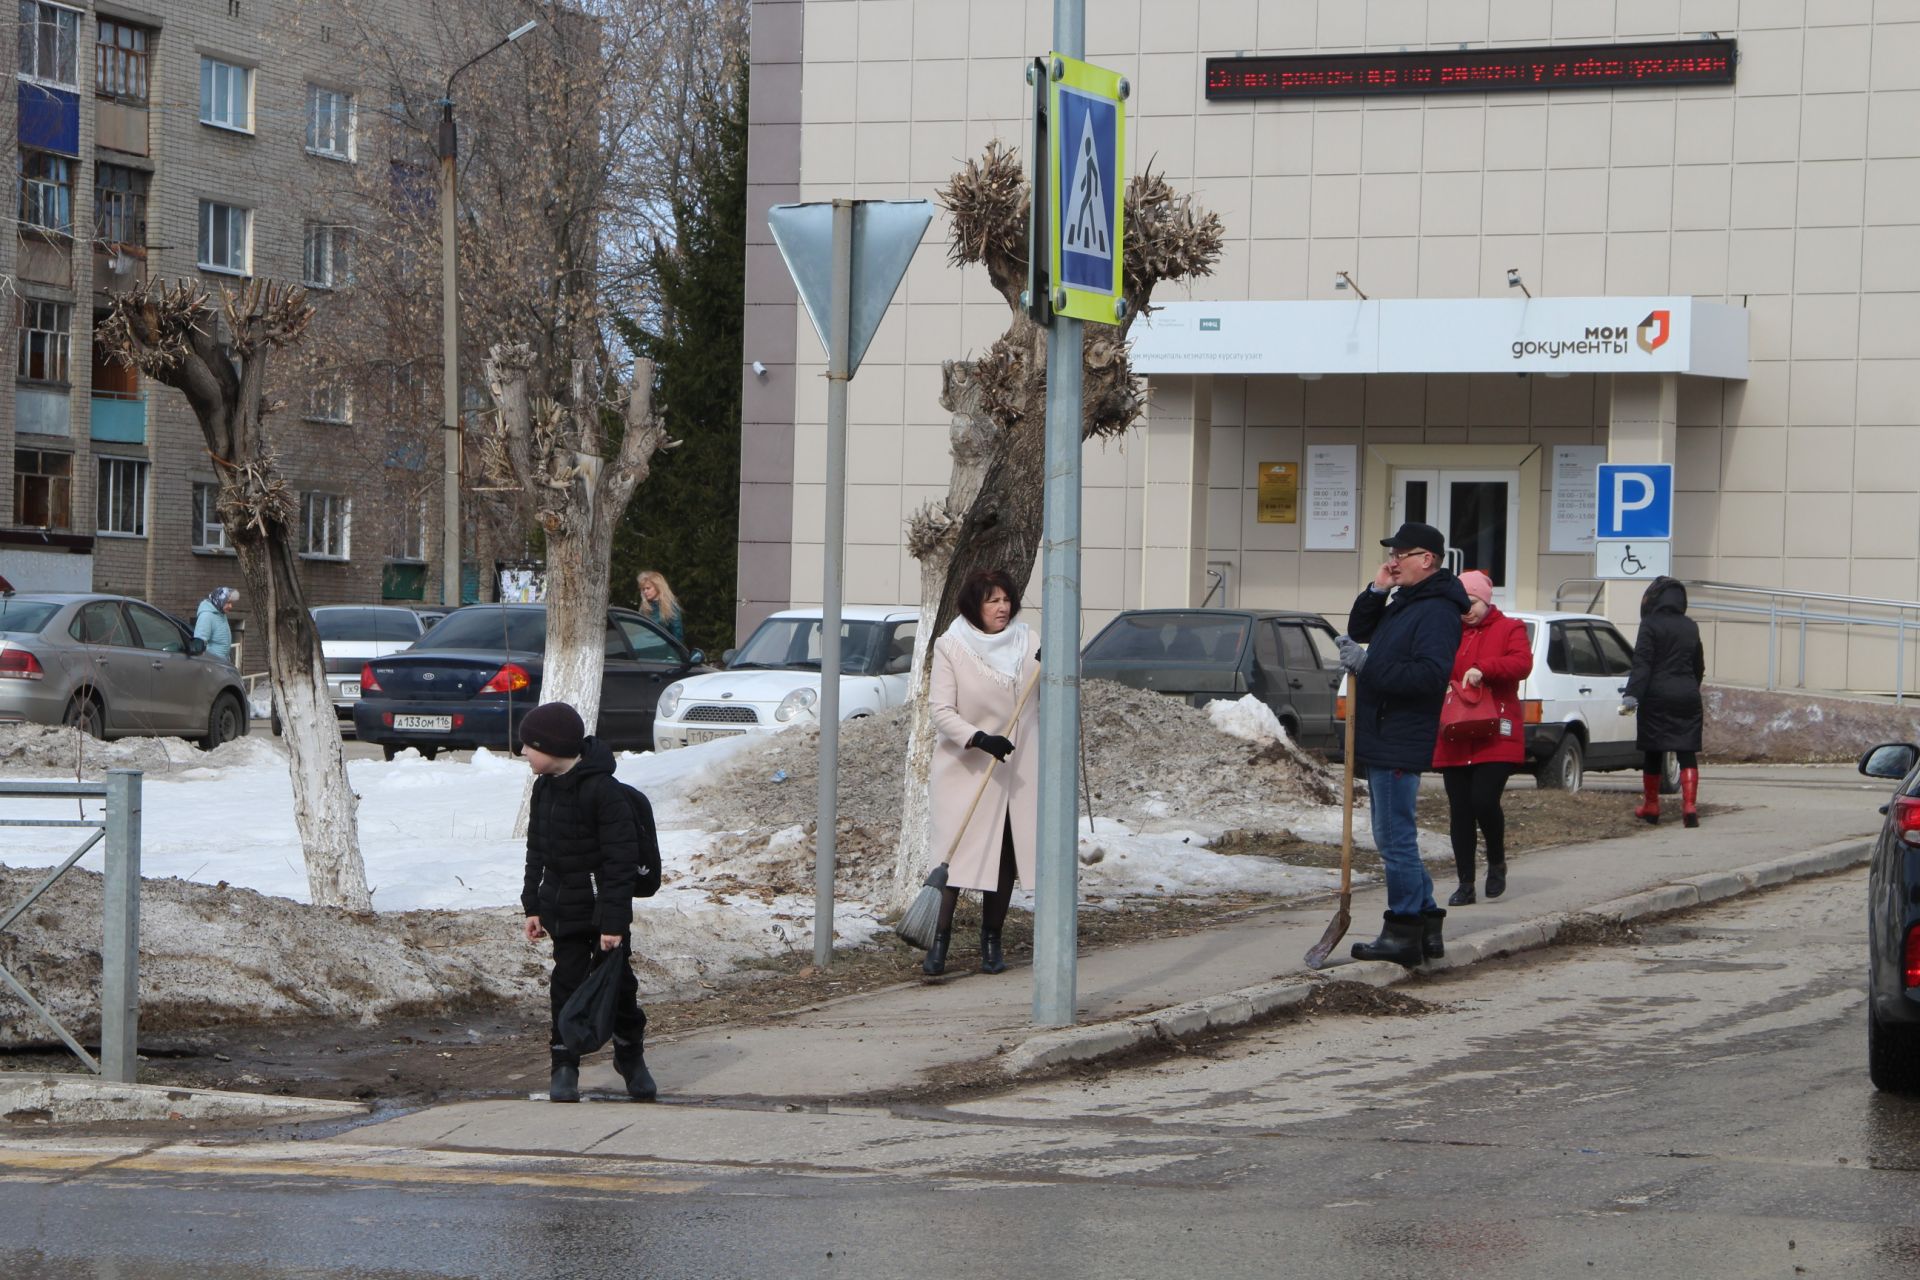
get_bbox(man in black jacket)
[1337,522,1471,967]
[518,701,656,1103]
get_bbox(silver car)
[0,593,250,746]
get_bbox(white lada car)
[651,606,919,749]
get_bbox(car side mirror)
[1859,743,1919,780]
[688,649,705,666]
[721,648,737,668]
[187,637,207,656]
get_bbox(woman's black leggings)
[1645,751,1698,773]
[1440,763,1513,883]
[934,816,1020,936]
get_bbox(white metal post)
[814,199,855,968]
[100,770,141,1084]
[439,106,463,608]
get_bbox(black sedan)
[1081,608,1345,749]
[352,605,709,759]
[1859,741,1920,1093]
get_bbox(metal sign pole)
[814,199,855,969]
[1033,0,1087,1029]
[101,769,141,1083]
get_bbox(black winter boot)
[922,930,951,976]
[1350,913,1425,968]
[548,1048,580,1104]
[1484,855,1507,899]
[1447,882,1476,906]
[1449,846,1476,906]
[1421,908,1446,961]
[612,1037,657,1102]
[980,929,1007,974]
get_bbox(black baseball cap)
[1381,522,1446,557]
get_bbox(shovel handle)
[1340,677,1356,896]
[939,660,1044,869]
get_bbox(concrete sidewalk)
[351,764,1886,1156]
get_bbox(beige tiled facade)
[742,0,1920,693]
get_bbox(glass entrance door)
[1390,469,1521,605]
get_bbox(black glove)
[969,731,1015,762]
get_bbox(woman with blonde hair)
[636,570,683,644]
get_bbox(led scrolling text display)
[1205,39,1737,101]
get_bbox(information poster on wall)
[1304,444,1357,550]
[1257,461,1298,523]
[1550,446,1606,553]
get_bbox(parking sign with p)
[1595,463,1673,540]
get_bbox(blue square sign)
[1595,463,1674,540]
[1056,86,1119,293]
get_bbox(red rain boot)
[1634,773,1662,825]
[1681,768,1700,828]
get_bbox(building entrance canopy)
[1131,296,1748,380]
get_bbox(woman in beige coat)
[923,568,1041,976]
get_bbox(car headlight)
[775,687,819,723]
[657,681,685,721]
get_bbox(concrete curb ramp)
[1001,836,1871,1077]
[0,1076,371,1125]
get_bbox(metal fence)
[0,771,142,1082]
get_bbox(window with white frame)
[198,200,250,274]
[304,374,352,424]
[19,151,73,234]
[300,491,350,559]
[19,2,81,87]
[191,481,229,551]
[302,222,350,288]
[96,456,147,536]
[391,496,428,561]
[199,56,252,132]
[305,85,355,159]
[17,298,71,383]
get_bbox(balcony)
[89,394,145,444]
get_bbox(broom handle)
[938,661,1045,869]
[1340,676,1356,896]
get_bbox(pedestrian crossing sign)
[1048,53,1127,325]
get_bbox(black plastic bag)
[556,949,626,1056]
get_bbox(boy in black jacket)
[518,701,657,1103]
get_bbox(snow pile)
[1206,694,1288,744]
[0,723,286,777]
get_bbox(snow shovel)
[1304,678,1357,970]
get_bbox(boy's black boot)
[613,1037,657,1102]
[979,928,1007,974]
[549,1048,580,1104]
[1350,913,1425,968]
[922,930,951,976]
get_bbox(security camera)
[751,360,768,377]
[1506,269,1521,288]
[1333,274,1349,291]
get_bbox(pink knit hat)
[1458,570,1494,606]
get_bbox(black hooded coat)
[520,738,641,938]
[1624,577,1705,753]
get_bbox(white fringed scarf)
[944,614,1031,690]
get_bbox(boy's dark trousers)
[548,932,646,1055]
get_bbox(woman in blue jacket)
[193,586,239,662]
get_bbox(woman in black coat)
[1622,577,1706,827]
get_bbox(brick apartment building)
[0,0,455,637]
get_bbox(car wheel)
[1279,716,1300,744]
[1537,733,1585,793]
[270,706,283,737]
[420,747,441,761]
[382,744,402,762]
[63,692,104,739]
[204,693,247,749]
[1659,750,1681,796]
[1868,1003,1920,1093]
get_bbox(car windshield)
[731,617,884,674]
[313,608,421,642]
[1084,614,1249,664]
[413,608,546,653]
[0,600,58,633]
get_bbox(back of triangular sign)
[767,199,934,377]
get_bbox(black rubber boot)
[980,929,1007,974]
[1484,855,1507,899]
[1350,913,1425,968]
[548,1049,580,1104]
[612,1037,658,1102]
[1421,908,1446,961]
[922,930,951,976]
[1449,846,1475,906]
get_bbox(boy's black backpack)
[604,778,663,898]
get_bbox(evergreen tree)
[613,62,747,658]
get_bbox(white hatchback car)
[1506,610,1677,793]
[651,606,919,750]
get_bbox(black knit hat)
[518,702,585,758]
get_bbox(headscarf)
[943,613,1031,690]
[208,586,239,609]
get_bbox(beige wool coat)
[928,631,1040,892]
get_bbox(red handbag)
[1440,680,1501,742]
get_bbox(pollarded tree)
[887,142,1225,913]
[98,279,371,912]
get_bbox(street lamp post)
[437,18,538,607]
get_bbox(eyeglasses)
[1388,548,1435,562]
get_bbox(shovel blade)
[1303,894,1352,970]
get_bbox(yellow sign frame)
[1046,53,1127,326]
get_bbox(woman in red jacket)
[1433,571,1533,904]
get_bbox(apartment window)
[306,85,355,159]
[19,2,80,87]
[94,18,149,103]
[191,481,229,551]
[302,222,350,288]
[199,56,252,132]
[198,200,250,274]
[300,491,351,559]
[17,298,71,384]
[96,456,147,536]
[13,448,72,528]
[94,163,147,245]
[304,375,352,424]
[391,497,428,562]
[19,151,73,234]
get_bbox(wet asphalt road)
[4,868,1919,1279]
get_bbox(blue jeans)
[1368,767,1436,917]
